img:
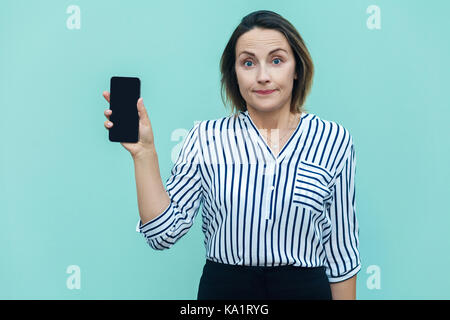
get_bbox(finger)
[104,120,113,128]
[104,109,111,120]
[137,98,150,125]
[103,91,110,103]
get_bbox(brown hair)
[220,10,314,119]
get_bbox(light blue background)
[1,0,449,299]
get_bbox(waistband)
[205,258,326,274]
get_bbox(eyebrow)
[238,48,288,58]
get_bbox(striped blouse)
[136,110,361,283]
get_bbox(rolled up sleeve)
[136,122,204,250]
[324,136,361,282]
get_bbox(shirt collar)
[240,109,308,162]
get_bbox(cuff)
[327,264,361,283]
[135,201,173,237]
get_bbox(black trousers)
[197,259,332,300]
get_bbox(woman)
[103,10,360,300]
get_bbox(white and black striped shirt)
[136,110,361,282]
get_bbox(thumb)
[137,97,150,124]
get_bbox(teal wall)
[1,0,449,299]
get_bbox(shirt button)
[270,186,275,190]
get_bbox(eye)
[242,57,283,67]
[273,58,282,65]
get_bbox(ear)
[294,72,298,80]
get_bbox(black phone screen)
[108,76,140,143]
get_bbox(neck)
[247,108,297,131]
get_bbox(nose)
[256,63,271,83]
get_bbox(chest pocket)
[293,160,334,214]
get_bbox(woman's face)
[235,27,298,114]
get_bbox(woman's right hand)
[103,91,156,158]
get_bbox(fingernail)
[108,122,112,126]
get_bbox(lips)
[254,89,276,94]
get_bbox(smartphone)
[108,76,140,143]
